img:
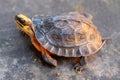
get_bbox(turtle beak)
[15,15,19,20]
[15,15,18,19]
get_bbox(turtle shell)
[32,12,102,57]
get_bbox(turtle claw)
[73,56,87,73]
[42,53,57,67]
[73,63,84,73]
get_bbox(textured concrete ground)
[0,0,120,80]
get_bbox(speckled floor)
[0,0,120,80]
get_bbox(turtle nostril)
[15,15,19,20]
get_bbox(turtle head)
[14,14,34,37]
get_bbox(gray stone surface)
[0,0,120,80]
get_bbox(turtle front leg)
[31,38,57,67]
[41,52,57,67]
[73,56,87,72]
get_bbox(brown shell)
[32,12,103,57]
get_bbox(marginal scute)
[50,46,55,52]
[72,48,75,56]
[87,43,96,54]
[66,48,73,56]
[44,42,49,47]
[58,48,66,56]
[43,42,53,50]
[76,48,81,56]
[64,49,73,56]
[50,46,59,54]
[80,46,89,56]
[57,48,62,55]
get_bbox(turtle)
[14,12,107,71]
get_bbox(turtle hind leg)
[73,56,87,72]
[41,53,57,67]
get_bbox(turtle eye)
[17,17,26,25]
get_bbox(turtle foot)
[73,56,87,72]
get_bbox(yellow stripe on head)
[14,14,34,37]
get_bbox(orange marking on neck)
[31,35,49,54]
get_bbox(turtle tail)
[102,37,112,44]
[100,37,111,49]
